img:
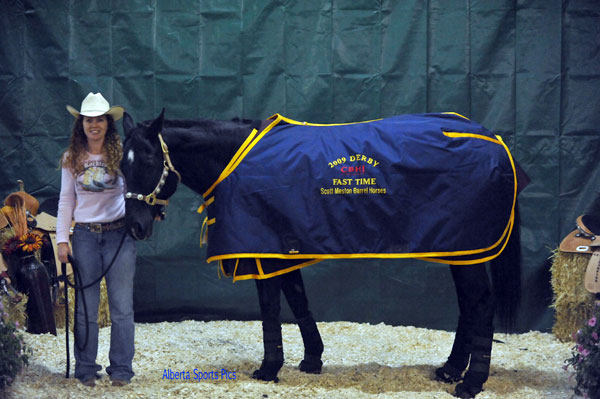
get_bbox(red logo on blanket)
[340,165,365,175]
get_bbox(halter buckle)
[145,195,157,206]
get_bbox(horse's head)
[121,110,181,240]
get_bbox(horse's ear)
[147,109,165,138]
[122,112,135,137]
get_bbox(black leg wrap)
[297,314,323,374]
[280,271,324,374]
[454,335,492,398]
[436,316,470,383]
[252,327,284,383]
[253,278,284,383]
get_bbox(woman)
[56,92,136,388]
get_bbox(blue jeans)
[71,224,136,382]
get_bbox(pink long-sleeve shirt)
[56,152,126,244]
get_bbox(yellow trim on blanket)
[231,259,322,282]
[202,116,284,198]
[231,258,240,276]
[206,131,519,266]
[443,131,503,145]
[441,112,470,120]
[268,113,382,126]
[203,126,257,197]
[422,213,514,265]
[255,259,264,275]
[199,216,209,246]
[197,196,215,214]
[209,250,495,264]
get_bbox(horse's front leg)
[281,269,323,374]
[436,264,495,399]
[252,276,284,382]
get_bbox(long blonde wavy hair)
[60,115,123,177]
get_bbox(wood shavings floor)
[3,320,575,399]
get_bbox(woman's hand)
[57,242,71,264]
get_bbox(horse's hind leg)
[253,276,284,382]
[281,269,323,374]
[437,264,495,399]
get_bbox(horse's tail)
[490,199,521,333]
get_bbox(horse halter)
[125,133,182,207]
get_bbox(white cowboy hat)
[66,92,124,121]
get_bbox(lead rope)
[61,261,70,378]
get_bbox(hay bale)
[53,276,111,330]
[550,249,595,342]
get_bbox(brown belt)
[75,218,126,233]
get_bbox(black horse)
[120,110,522,399]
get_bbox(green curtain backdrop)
[1,0,599,333]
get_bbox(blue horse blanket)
[201,112,518,281]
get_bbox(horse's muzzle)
[128,220,153,241]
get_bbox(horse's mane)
[137,117,262,148]
[162,117,260,128]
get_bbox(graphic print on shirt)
[77,160,117,192]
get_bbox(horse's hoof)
[252,368,280,383]
[298,358,322,374]
[251,360,282,383]
[453,382,482,399]
[435,364,463,383]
